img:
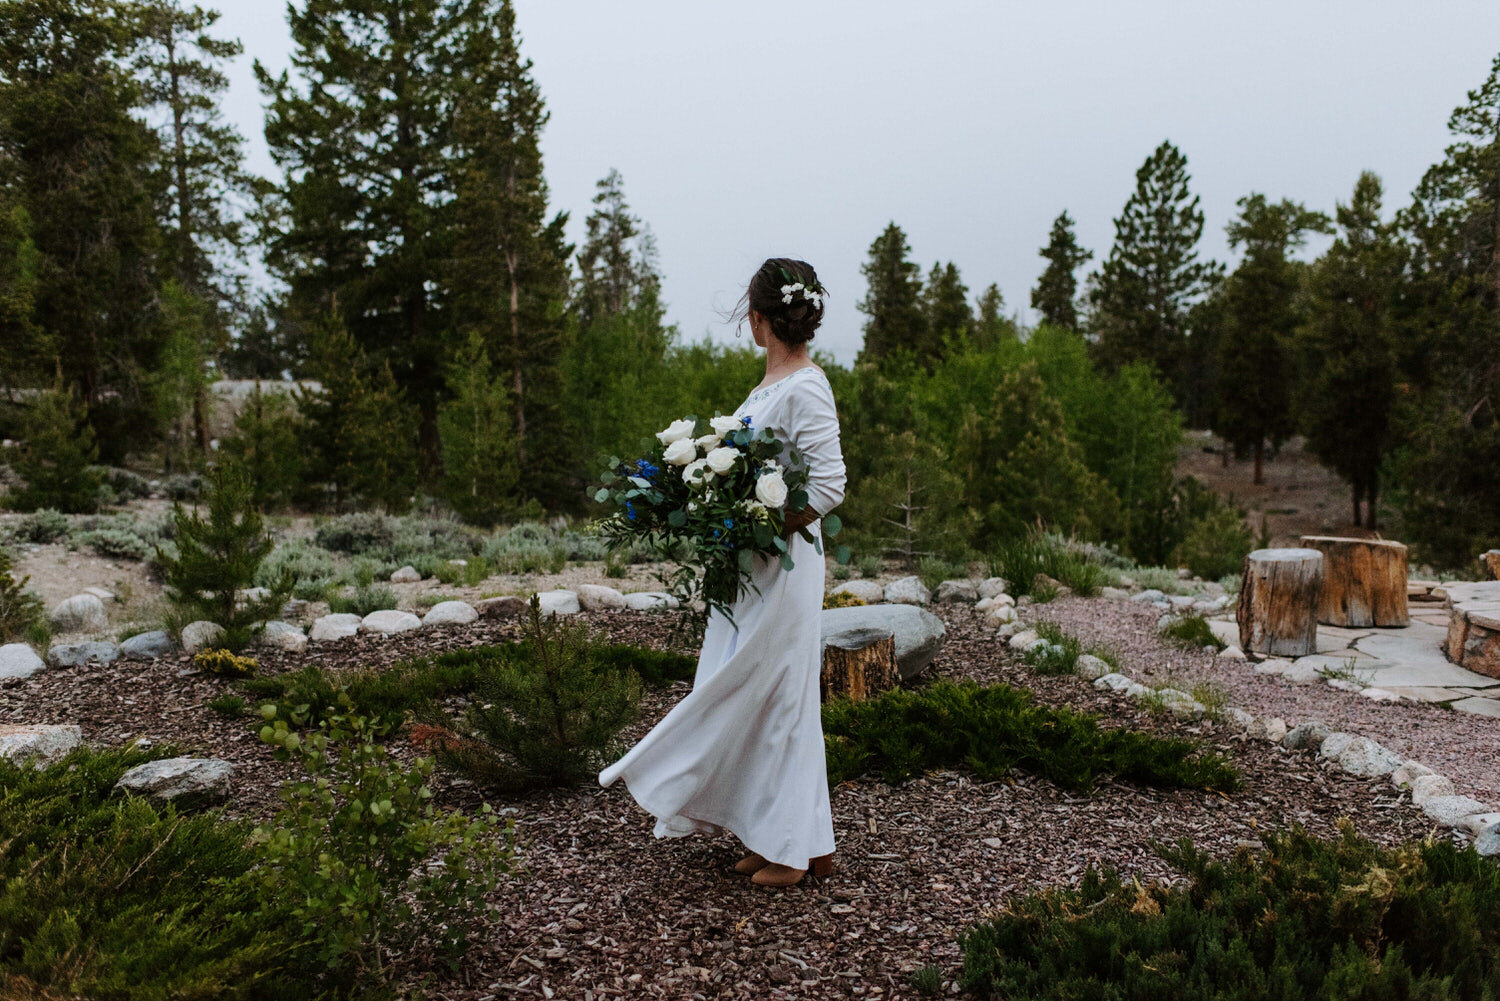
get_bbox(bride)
[598,257,847,888]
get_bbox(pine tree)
[1089,142,1219,399]
[1031,210,1092,329]
[157,463,290,650]
[857,222,927,365]
[150,280,212,472]
[449,0,573,506]
[0,0,165,458]
[575,168,660,324]
[0,202,45,388]
[8,382,103,514]
[972,284,1017,349]
[0,543,45,644]
[219,382,304,511]
[439,332,518,525]
[840,429,975,565]
[1212,194,1330,485]
[1297,172,1402,528]
[922,261,972,351]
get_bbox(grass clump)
[206,693,247,717]
[821,679,1239,793]
[989,532,1106,598]
[327,583,397,617]
[1024,622,1117,677]
[1159,614,1225,651]
[959,823,1500,999]
[909,964,945,996]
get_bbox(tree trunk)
[1298,535,1408,627]
[821,628,899,702]
[1253,439,1264,485]
[1237,547,1323,656]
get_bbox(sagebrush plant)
[327,583,397,617]
[12,507,69,543]
[76,526,153,561]
[959,822,1500,999]
[156,464,291,650]
[821,679,1239,792]
[254,697,512,985]
[424,596,644,792]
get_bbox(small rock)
[1477,827,1500,857]
[974,595,995,612]
[1218,645,1247,661]
[1410,774,1456,806]
[390,565,422,583]
[0,643,45,680]
[1007,629,1040,651]
[981,837,1004,849]
[984,604,1017,627]
[46,641,119,668]
[1167,698,1207,720]
[1458,812,1500,838]
[1280,663,1324,685]
[995,622,1020,638]
[0,723,81,766]
[1359,687,1401,703]
[1124,682,1151,699]
[359,610,422,634]
[1248,717,1288,743]
[1323,734,1403,779]
[535,590,581,616]
[48,594,108,633]
[181,621,225,654]
[1225,707,1256,729]
[1422,794,1492,828]
[258,621,308,652]
[1094,673,1133,692]
[1283,720,1333,751]
[935,580,979,603]
[1325,678,1364,693]
[120,630,175,660]
[1101,586,1131,600]
[622,591,679,611]
[577,584,627,611]
[82,586,116,602]
[309,613,363,642]
[1318,731,1356,759]
[831,580,884,603]
[281,598,309,619]
[475,595,529,619]
[1254,658,1295,676]
[977,577,1009,599]
[1391,761,1436,789]
[115,757,234,808]
[1154,687,1194,705]
[884,576,931,606]
[1168,595,1196,611]
[423,600,479,627]
[1130,589,1166,604]
[1074,654,1112,680]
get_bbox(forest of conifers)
[2,1,1498,572]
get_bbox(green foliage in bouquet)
[594,412,849,622]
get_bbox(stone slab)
[1451,696,1500,719]
[1380,686,1465,704]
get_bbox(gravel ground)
[0,601,1454,999]
[1029,596,1500,804]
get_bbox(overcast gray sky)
[215,2,1500,364]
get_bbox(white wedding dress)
[598,365,846,867]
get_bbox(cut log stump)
[1298,536,1409,628]
[1237,548,1323,658]
[821,627,899,702]
[1481,549,1500,582]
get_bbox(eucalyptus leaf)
[593,487,610,503]
[738,549,754,573]
[823,513,842,537]
[779,553,794,571]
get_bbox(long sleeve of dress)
[785,376,846,517]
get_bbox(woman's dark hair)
[733,257,827,346]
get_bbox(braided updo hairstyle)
[736,257,827,347]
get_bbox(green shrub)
[855,554,883,578]
[76,527,152,561]
[206,693,247,717]
[959,824,1500,999]
[314,512,396,555]
[156,465,291,650]
[12,508,69,543]
[0,746,309,1000]
[327,584,396,617]
[218,385,304,511]
[423,598,643,792]
[821,679,1238,792]
[910,964,945,996]
[1023,621,1083,676]
[1159,614,1225,651]
[254,539,344,593]
[989,532,1107,597]
[1173,504,1254,582]
[100,466,153,501]
[482,522,570,575]
[163,473,201,501]
[918,555,972,592]
[0,546,44,643]
[254,699,511,986]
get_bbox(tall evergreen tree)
[9,382,103,514]
[439,331,517,525]
[257,0,459,450]
[575,168,660,324]
[857,223,927,366]
[1212,194,1329,485]
[921,261,972,350]
[0,202,44,389]
[0,0,164,458]
[972,283,1016,349]
[1031,210,1092,329]
[1298,172,1402,528]
[448,0,572,507]
[1089,142,1219,400]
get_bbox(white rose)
[694,433,719,450]
[755,469,788,508]
[663,437,697,466]
[710,415,741,436]
[705,446,738,474]
[682,457,712,486]
[656,418,695,446]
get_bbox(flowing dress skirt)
[597,525,836,868]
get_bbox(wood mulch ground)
[0,604,1443,1000]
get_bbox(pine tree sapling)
[157,463,289,649]
[219,382,304,511]
[9,384,103,514]
[438,331,517,525]
[0,545,46,643]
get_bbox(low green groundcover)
[960,824,1500,999]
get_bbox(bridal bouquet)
[593,413,848,622]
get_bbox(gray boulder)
[1477,826,1500,857]
[475,595,529,619]
[359,610,422,635]
[390,565,422,583]
[309,613,362,642]
[621,591,679,611]
[115,757,234,808]
[0,724,81,766]
[0,643,45,680]
[1409,773,1455,806]
[577,584,627,611]
[1321,734,1403,779]
[820,604,945,680]
[884,575,931,606]
[423,600,479,627]
[1094,673,1133,693]
[1130,589,1166,604]
[258,621,308,652]
[1391,761,1436,790]
[535,590,581,616]
[829,580,884,604]
[1422,794,1491,828]
[46,641,119,668]
[181,621,225,653]
[1073,655,1113,681]
[120,630,175,660]
[1283,721,1333,751]
[977,577,1009,599]
[934,579,979,603]
[49,593,108,633]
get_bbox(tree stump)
[1298,536,1409,627]
[821,628,899,702]
[1237,548,1323,657]
[1481,549,1500,582]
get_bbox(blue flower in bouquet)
[634,459,660,480]
[723,518,734,529]
[626,501,638,521]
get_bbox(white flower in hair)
[780,284,794,295]
[782,293,793,304]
